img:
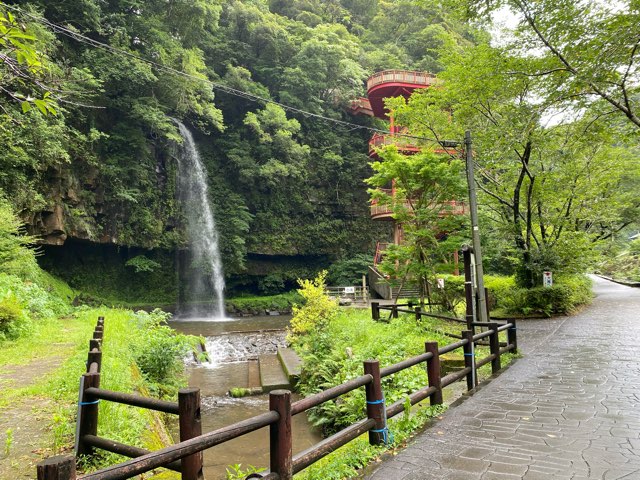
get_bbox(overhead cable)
[2,3,456,146]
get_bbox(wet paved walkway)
[366,276,640,480]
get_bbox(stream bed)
[170,316,322,479]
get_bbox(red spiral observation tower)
[350,70,467,293]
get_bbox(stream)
[170,316,322,479]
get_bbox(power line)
[2,3,456,146]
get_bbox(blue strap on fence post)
[79,399,100,406]
[366,397,394,445]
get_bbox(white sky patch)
[489,6,521,47]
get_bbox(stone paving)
[366,276,640,480]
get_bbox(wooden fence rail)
[371,302,465,324]
[38,316,518,480]
[48,317,204,480]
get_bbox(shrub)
[429,274,464,312]
[132,309,194,395]
[294,307,454,435]
[0,198,39,280]
[426,273,591,317]
[226,291,302,314]
[0,293,29,340]
[257,273,286,295]
[125,255,161,273]
[289,271,338,340]
[501,275,592,317]
[326,254,373,286]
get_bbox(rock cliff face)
[24,149,174,248]
[25,166,113,246]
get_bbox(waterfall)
[175,120,226,319]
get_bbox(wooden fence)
[325,286,369,303]
[37,316,517,480]
[38,317,204,480]
[371,302,465,325]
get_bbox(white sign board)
[437,278,445,289]
[344,286,355,294]
[543,271,553,288]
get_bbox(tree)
[391,39,640,286]
[0,8,56,115]
[367,146,467,301]
[458,0,640,132]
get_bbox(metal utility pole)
[464,131,488,324]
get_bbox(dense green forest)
[1,0,639,303]
[0,0,482,301]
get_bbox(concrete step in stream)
[258,354,291,393]
[247,359,261,390]
[277,348,302,385]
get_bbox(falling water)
[175,120,226,319]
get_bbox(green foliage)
[225,464,265,480]
[0,8,57,115]
[226,291,302,314]
[598,238,640,283]
[367,146,468,300]
[391,31,640,287]
[0,197,39,279]
[0,0,473,280]
[501,278,593,318]
[39,242,177,305]
[431,273,592,317]
[327,254,373,286]
[3,428,13,456]
[0,200,72,341]
[294,307,457,435]
[0,293,28,341]
[131,309,194,395]
[289,271,338,340]
[125,255,162,274]
[462,0,640,133]
[228,387,251,398]
[39,307,195,469]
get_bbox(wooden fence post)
[461,330,476,391]
[89,339,100,351]
[178,388,204,480]
[371,302,380,321]
[425,342,442,405]
[508,320,518,353]
[363,360,386,446]
[484,288,491,321]
[269,390,292,480]
[93,328,103,342]
[86,348,102,373]
[463,247,474,332]
[488,323,501,374]
[76,372,100,456]
[391,304,398,319]
[37,456,76,480]
[415,307,422,321]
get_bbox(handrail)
[367,70,438,91]
[380,352,432,378]
[291,375,372,415]
[84,388,180,415]
[292,418,376,473]
[78,411,279,479]
[370,199,469,219]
